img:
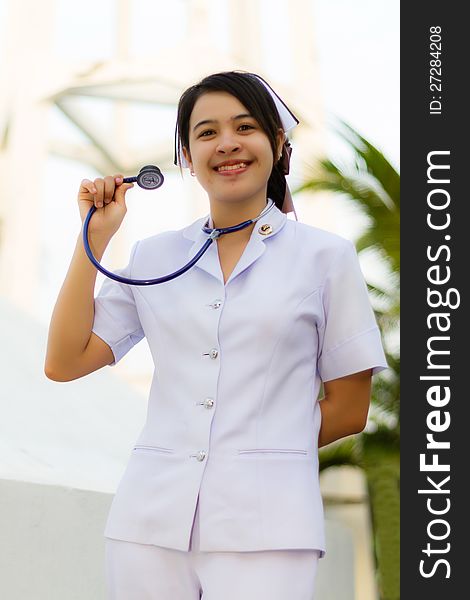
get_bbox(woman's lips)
[214,162,251,176]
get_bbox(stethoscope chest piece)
[122,165,164,190]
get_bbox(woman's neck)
[208,196,270,230]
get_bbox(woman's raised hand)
[77,174,134,241]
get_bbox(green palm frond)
[318,437,361,472]
[333,120,400,208]
[294,119,400,272]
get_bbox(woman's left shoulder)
[289,220,352,255]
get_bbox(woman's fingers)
[79,174,133,212]
[103,175,116,205]
[80,179,97,196]
[113,174,133,205]
[90,175,127,207]
[92,178,104,207]
[78,174,132,236]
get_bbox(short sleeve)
[91,240,145,366]
[317,240,389,382]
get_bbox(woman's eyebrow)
[193,113,253,132]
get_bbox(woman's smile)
[214,160,253,176]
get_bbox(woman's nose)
[216,132,241,155]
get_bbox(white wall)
[0,478,110,600]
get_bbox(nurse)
[45,71,388,599]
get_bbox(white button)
[196,451,207,462]
[203,398,214,409]
[206,299,222,309]
[203,348,219,359]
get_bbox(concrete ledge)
[0,478,111,599]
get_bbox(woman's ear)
[276,129,286,162]
[182,146,192,170]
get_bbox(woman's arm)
[45,175,133,382]
[44,233,115,381]
[318,368,373,448]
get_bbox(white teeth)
[217,162,247,172]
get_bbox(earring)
[190,170,196,177]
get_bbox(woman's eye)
[198,124,255,138]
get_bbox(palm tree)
[294,120,400,600]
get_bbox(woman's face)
[183,91,283,206]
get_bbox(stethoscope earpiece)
[123,165,164,190]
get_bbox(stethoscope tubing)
[82,201,275,286]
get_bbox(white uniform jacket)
[92,198,388,556]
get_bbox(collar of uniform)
[182,199,287,286]
[182,198,287,244]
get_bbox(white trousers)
[105,499,320,600]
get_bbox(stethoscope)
[83,165,276,286]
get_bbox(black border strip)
[401,4,466,596]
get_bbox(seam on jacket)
[257,220,309,431]
[293,222,353,313]
[317,240,362,332]
[94,298,144,346]
[95,238,144,347]
[320,238,353,288]
[321,325,380,357]
[256,285,323,543]
[256,287,322,444]
[130,239,163,324]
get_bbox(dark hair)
[175,71,289,211]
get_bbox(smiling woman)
[44,70,388,600]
